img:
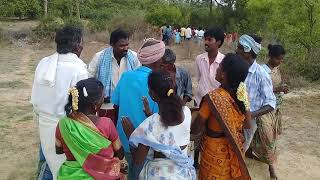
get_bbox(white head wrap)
[239,34,262,55]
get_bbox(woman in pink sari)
[55,78,125,180]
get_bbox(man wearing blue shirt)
[112,38,165,180]
[237,33,278,180]
[236,34,276,151]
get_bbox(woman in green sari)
[55,78,125,180]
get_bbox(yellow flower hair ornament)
[68,87,79,111]
[236,82,250,111]
[167,89,174,97]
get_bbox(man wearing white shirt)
[88,29,140,102]
[31,26,89,180]
[186,26,192,40]
[197,28,205,46]
[194,28,199,38]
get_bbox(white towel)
[36,53,59,87]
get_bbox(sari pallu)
[129,115,196,180]
[199,88,251,180]
[57,113,123,180]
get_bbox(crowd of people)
[31,25,288,180]
[161,25,205,46]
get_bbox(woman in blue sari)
[122,71,196,179]
[175,29,181,44]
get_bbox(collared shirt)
[198,30,204,37]
[111,66,159,152]
[186,28,192,38]
[176,66,193,99]
[88,49,140,93]
[245,61,276,112]
[31,53,89,119]
[180,27,186,37]
[195,51,225,105]
[194,30,199,37]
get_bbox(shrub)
[64,18,85,29]
[108,10,156,40]
[146,5,184,26]
[33,16,64,39]
[88,19,108,32]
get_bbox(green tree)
[0,0,41,19]
[267,0,320,80]
[146,5,185,26]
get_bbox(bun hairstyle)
[220,53,249,114]
[65,78,104,115]
[268,44,286,58]
[148,71,183,126]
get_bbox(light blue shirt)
[111,66,159,152]
[261,64,272,74]
[245,61,276,112]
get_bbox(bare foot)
[269,165,278,180]
[245,148,263,162]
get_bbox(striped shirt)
[245,61,276,112]
[195,51,225,105]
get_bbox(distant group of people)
[31,25,288,180]
[161,25,205,46]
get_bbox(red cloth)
[98,109,118,126]
[56,117,119,161]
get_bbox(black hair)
[109,28,129,45]
[204,27,225,47]
[268,44,286,58]
[162,48,176,64]
[248,34,262,59]
[148,71,183,126]
[65,78,104,115]
[220,53,249,114]
[55,26,83,54]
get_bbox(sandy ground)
[0,22,319,180]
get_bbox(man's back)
[111,66,159,152]
[181,27,186,36]
[198,30,204,37]
[186,28,192,38]
[31,53,88,118]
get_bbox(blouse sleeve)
[199,100,211,121]
[100,117,119,142]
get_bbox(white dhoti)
[37,113,66,180]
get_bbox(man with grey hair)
[161,48,193,105]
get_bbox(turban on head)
[138,38,165,65]
[239,34,262,55]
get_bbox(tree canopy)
[0,0,319,81]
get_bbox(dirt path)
[247,89,320,180]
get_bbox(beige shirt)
[181,27,186,37]
[88,49,140,93]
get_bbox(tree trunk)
[76,0,80,20]
[210,0,213,14]
[44,0,48,17]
